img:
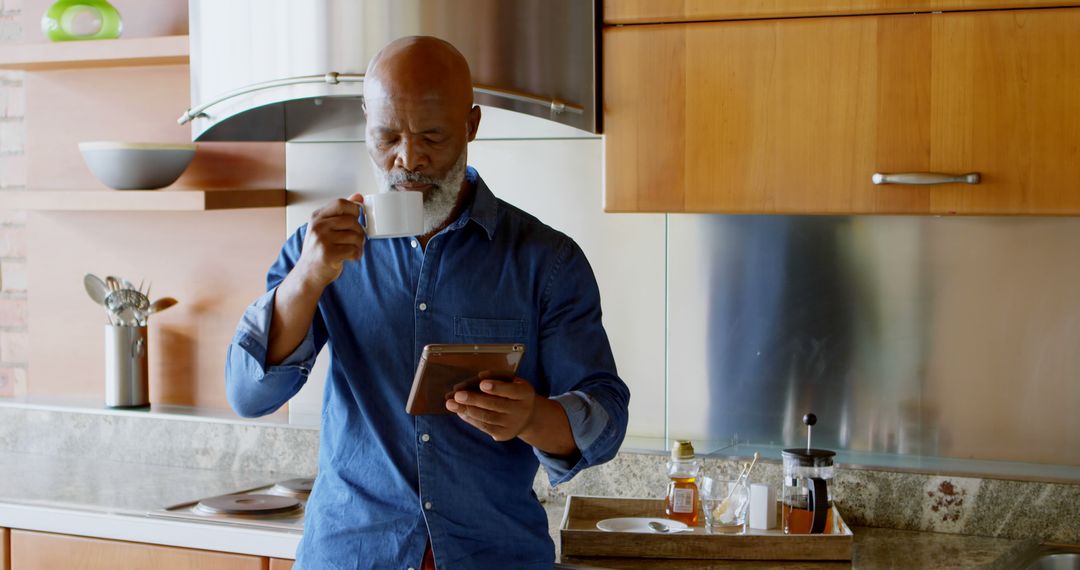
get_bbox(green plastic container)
[42,0,122,42]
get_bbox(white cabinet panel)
[469,139,666,443]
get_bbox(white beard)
[370,151,468,235]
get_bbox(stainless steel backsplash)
[667,215,1080,468]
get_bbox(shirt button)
[424,501,433,510]
[418,302,428,311]
[421,433,430,442]
[410,239,418,248]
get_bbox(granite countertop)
[0,450,308,558]
[0,451,1043,567]
[0,450,307,515]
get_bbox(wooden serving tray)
[559,496,853,561]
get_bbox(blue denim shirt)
[225,168,630,569]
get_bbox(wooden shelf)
[0,35,189,70]
[0,188,286,211]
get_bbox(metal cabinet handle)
[872,172,981,185]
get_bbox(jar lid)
[781,448,836,467]
[671,440,695,460]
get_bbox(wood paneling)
[603,0,1080,25]
[1,528,9,570]
[0,189,286,211]
[605,14,932,213]
[25,66,284,192]
[18,52,287,407]
[604,7,1080,214]
[602,24,685,211]
[269,559,294,570]
[10,530,266,570]
[0,36,188,71]
[929,8,1080,214]
[27,208,284,408]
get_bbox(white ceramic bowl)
[78,142,197,190]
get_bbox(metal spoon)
[648,521,692,533]
[104,289,150,326]
[83,274,109,306]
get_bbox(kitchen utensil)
[595,517,689,533]
[782,413,837,535]
[105,275,120,292]
[104,288,149,326]
[83,273,109,306]
[105,324,148,408]
[146,297,177,316]
[647,521,693,534]
[717,452,759,513]
[78,142,196,190]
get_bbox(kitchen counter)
[0,451,307,559]
[0,451,1043,567]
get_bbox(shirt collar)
[447,166,498,240]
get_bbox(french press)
[781,413,836,534]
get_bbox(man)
[226,36,629,569]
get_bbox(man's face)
[365,97,479,234]
[365,96,471,194]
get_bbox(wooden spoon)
[147,297,178,316]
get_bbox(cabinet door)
[2,528,9,570]
[10,530,267,570]
[929,8,1080,214]
[603,0,1079,24]
[604,14,933,213]
[269,559,294,570]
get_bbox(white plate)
[595,517,690,533]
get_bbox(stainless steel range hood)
[182,0,599,141]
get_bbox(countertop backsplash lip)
[1,405,1077,545]
[0,395,315,429]
[0,404,321,476]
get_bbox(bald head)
[364,36,474,114]
[364,37,482,238]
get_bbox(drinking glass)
[700,476,749,533]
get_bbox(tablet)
[405,343,525,415]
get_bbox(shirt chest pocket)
[454,316,527,339]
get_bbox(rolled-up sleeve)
[534,238,631,486]
[225,225,328,418]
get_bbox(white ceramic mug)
[361,191,424,239]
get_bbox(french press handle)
[807,477,829,534]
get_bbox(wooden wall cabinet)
[603,7,1080,214]
[603,0,1080,24]
[10,530,268,570]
